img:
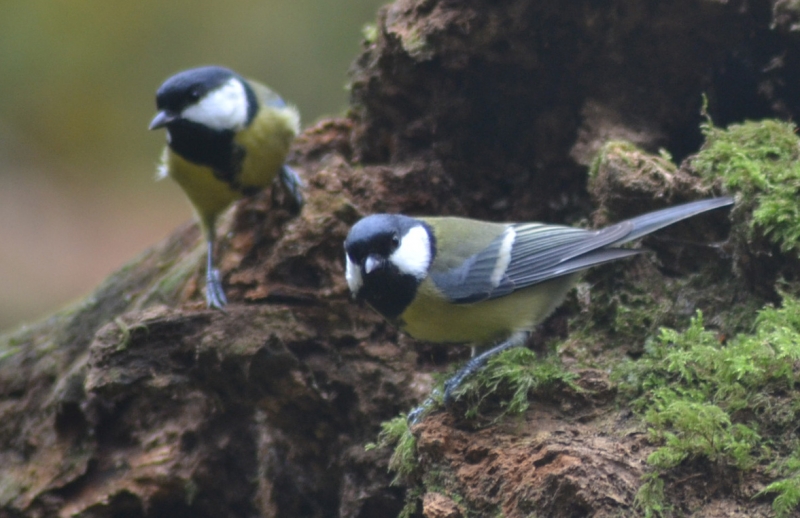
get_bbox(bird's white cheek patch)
[181,78,248,131]
[345,255,363,295]
[390,225,431,280]
[490,227,516,287]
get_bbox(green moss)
[0,341,21,363]
[645,401,760,470]
[761,475,800,518]
[111,317,149,351]
[564,262,756,371]
[758,452,800,516]
[692,118,800,252]
[633,472,669,518]
[418,471,475,517]
[616,297,800,516]
[397,486,424,518]
[184,478,199,506]
[368,347,578,516]
[570,272,672,354]
[589,140,678,180]
[397,27,432,60]
[365,415,417,485]
[459,347,579,419]
[361,22,378,44]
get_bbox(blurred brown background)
[0,0,386,331]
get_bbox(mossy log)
[4,0,800,516]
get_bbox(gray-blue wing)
[431,196,733,304]
[431,222,634,303]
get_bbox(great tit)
[149,66,303,309]
[344,196,734,415]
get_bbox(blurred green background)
[0,0,386,331]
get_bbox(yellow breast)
[163,149,240,231]
[161,104,299,231]
[234,105,298,190]
[397,274,579,345]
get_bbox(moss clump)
[692,119,800,253]
[616,297,800,516]
[366,415,417,485]
[565,269,679,365]
[759,453,800,517]
[589,140,676,175]
[361,22,379,44]
[365,415,421,518]
[458,347,579,419]
[368,346,578,512]
[588,140,680,202]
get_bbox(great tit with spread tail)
[150,66,303,309]
[344,196,734,417]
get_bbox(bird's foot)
[407,388,442,425]
[206,268,228,310]
[280,164,304,212]
[407,334,529,424]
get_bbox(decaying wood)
[2,0,798,516]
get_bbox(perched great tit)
[344,196,734,416]
[150,66,303,309]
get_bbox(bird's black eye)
[189,88,201,101]
[391,233,400,247]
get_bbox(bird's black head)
[151,66,258,125]
[157,66,232,110]
[149,66,259,132]
[149,66,260,174]
[344,214,435,320]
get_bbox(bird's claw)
[407,389,442,425]
[280,164,305,211]
[206,268,228,310]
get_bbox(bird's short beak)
[364,255,382,274]
[149,110,178,130]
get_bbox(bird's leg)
[279,164,305,212]
[406,388,442,425]
[443,331,529,406]
[407,331,530,424]
[205,229,227,310]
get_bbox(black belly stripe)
[167,120,245,190]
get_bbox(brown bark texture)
[3,0,800,516]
